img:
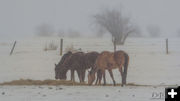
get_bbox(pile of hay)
[0,79,87,86]
[1,79,168,87]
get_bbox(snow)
[0,86,164,101]
[0,37,180,101]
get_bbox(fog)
[0,0,180,40]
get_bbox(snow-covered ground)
[0,37,180,101]
[0,86,165,101]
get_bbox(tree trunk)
[113,39,116,52]
[115,38,124,45]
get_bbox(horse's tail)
[123,52,129,85]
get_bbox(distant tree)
[93,8,137,45]
[147,25,161,37]
[36,24,54,36]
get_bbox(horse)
[55,52,84,82]
[55,51,99,83]
[55,51,72,80]
[88,50,129,86]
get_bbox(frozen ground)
[0,37,180,101]
[0,86,165,101]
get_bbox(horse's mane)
[58,51,72,65]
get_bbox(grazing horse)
[55,51,99,83]
[88,50,129,86]
[55,51,72,80]
[55,52,85,82]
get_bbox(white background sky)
[0,0,180,40]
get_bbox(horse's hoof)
[113,81,116,86]
[88,83,92,86]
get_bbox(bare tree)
[93,8,137,45]
[147,25,161,37]
[36,24,54,36]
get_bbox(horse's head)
[55,63,62,79]
[54,51,72,80]
[88,70,96,85]
[55,63,68,80]
[58,68,68,80]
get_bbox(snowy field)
[0,86,165,101]
[0,37,180,101]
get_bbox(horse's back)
[96,50,128,69]
[85,52,99,66]
[67,52,85,68]
[96,51,113,68]
[85,51,99,60]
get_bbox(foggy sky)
[0,0,180,40]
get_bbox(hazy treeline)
[35,7,180,42]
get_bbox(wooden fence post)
[10,41,17,55]
[166,38,169,54]
[60,38,63,56]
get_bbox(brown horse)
[55,51,73,80]
[88,50,129,86]
[55,52,85,82]
[55,51,99,83]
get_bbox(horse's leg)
[82,69,86,82]
[80,70,84,83]
[79,70,84,83]
[108,69,116,86]
[98,70,102,85]
[123,53,129,85]
[102,70,106,86]
[123,66,127,85]
[77,70,82,83]
[95,72,99,85]
[71,70,75,82]
[119,67,124,87]
[95,70,100,85]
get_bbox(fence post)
[10,41,17,55]
[60,38,63,56]
[166,38,168,54]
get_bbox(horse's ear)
[55,63,57,67]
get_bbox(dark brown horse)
[55,51,72,80]
[55,52,84,82]
[88,50,129,86]
[55,51,99,83]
